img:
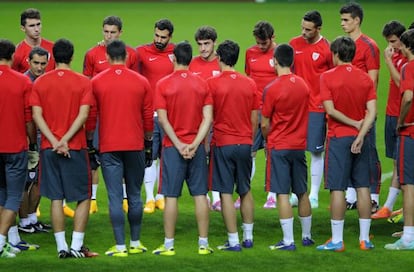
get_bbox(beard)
[155,42,167,50]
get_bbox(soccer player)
[261,44,313,251]
[92,40,153,257]
[208,40,258,251]
[316,36,376,252]
[245,21,278,208]
[340,2,381,212]
[18,47,52,234]
[385,29,414,250]
[372,21,407,220]
[12,8,55,73]
[189,26,221,211]
[136,19,175,214]
[189,26,220,79]
[83,15,138,214]
[289,10,333,209]
[31,39,97,258]
[0,39,36,258]
[152,42,213,256]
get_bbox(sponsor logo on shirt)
[312,52,320,61]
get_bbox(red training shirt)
[12,39,55,73]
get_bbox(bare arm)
[323,100,362,130]
[261,115,270,141]
[251,110,258,143]
[368,69,379,91]
[157,109,187,156]
[32,106,60,149]
[187,105,213,158]
[351,99,377,153]
[384,47,401,87]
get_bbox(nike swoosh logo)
[316,145,324,150]
[295,51,303,54]
[149,57,157,61]
[193,72,201,75]
[250,59,257,62]
[98,60,107,64]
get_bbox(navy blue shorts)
[39,149,91,202]
[0,151,27,212]
[159,146,208,197]
[265,149,307,195]
[210,144,252,195]
[307,112,327,153]
[324,136,370,191]
[152,116,164,160]
[252,112,265,152]
[397,135,414,185]
[385,115,398,159]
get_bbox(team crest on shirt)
[212,70,220,76]
[115,69,122,75]
[290,76,296,83]
[168,54,174,62]
[0,71,2,76]
[312,52,320,61]
[58,71,64,77]
[269,58,275,67]
[346,66,352,72]
[181,72,187,78]
[230,74,237,79]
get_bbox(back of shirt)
[0,65,32,152]
[31,69,94,150]
[262,74,309,150]
[155,70,212,147]
[92,65,153,152]
[208,71,259,146]
[320,64,377,137]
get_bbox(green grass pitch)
[1,1,414,271]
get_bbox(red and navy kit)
[262,74,310,150]
[83,45,138,78]
[0,65,32,152]
[12,39,55,73]
[320,64,377,137]
[31,69,95,150]
[92,64,153,152]
[290,36,333,112]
